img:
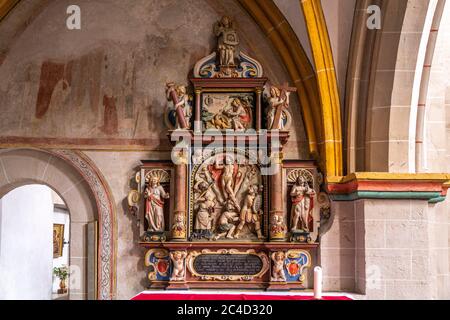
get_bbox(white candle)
[314,266,323,299]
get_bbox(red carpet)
[131,292,352,300]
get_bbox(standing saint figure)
[290,176,315,232]
[214,16,239,67]
[267,86,290,130]
[144,176,170,232]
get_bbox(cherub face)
[275,252,284,261]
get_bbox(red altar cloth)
[131,291,353,300]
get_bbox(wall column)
[171,155,188,240]
[269,151,286,240]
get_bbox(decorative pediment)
[193,51,263,78]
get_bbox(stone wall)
[322,198,450,299]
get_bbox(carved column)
[269,151,286,240]
[171,152,188,240]
[194,88,202,133]
[256,87,262,131]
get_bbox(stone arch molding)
[0,148,116,300]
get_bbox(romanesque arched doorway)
[0,148,115,299]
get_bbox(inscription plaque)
[193,254,263,276]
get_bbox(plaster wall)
[0,184,53,300]
[0,0,309,159]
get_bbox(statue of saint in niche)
[290,176,315,232]
[144,176,169,232]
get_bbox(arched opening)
[0,149,116,299]
[0,184,71,299]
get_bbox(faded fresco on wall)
[0,0,308,155]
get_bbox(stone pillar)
[171,154,187,240]
[269,151,286,240]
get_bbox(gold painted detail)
[327,172,450,184]
[145,169,171,183]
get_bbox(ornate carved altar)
[128,16,330,291]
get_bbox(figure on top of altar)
[214,16,239,67]
[266,83,295,130]
[290,175,315,232]
[165,82,192,129]
[144,175,170,232]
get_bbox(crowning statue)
[290,176,315,232]
[144,175,170,232]
[214,16,239,67]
